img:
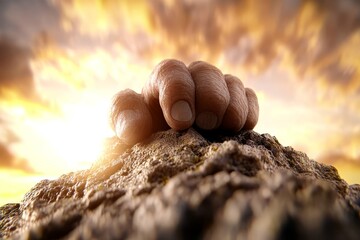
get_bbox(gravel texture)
[1,128,359,239]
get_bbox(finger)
[221,74,248,132]
[142,59,195,131]
[243,88,259,130]
[110,89,153,145]
[188,61,230,130]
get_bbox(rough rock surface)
[1,128,360,239]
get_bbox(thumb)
[110,89,153,145]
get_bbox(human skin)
[110,59,259,145]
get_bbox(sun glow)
[20,38,152,174]
[1,0,360,206]
[0,169,46,206]
[24,55,121,173]
[27,104,113,172]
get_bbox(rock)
[1,128,360,239]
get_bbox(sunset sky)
[0,0,360,206]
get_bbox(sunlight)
[1,0,359,208]
[0,169,47,206]
[24,102,113,172]
[23,37,151,175]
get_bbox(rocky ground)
[1,128,360,239]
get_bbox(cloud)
[0,142,35,173]
[318,152,360,184]
[148,0,360,93]
[53,0,360,98]
[0,121,20,145]
[37,0,360,161]
[0,0,64,47]
[0,37,59,115]
[320,153,360,166]
[0,0,358,181]
[0,118,35,173]
[0,37,36,98]
[323,130,360,161]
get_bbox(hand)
[110,59,259,145]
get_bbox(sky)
[0,0,360,206]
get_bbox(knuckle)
[110,89,137,129]
[198,88,230,112]
[113,89,139,106]
[188,61,206,70]
[117,88,137,97]
[222,108,244,131]
[190,62,228,108]
[217,91,230,106]
[228,106,243,122]
[245,88,256,98]
[189,61,222,77]
[153,59,192,91]
[245,88,259,107]
[244,88,259,130]
[112,89,134,111]
[230,99,248,121]
[168,80,194,92]
[156,59,186,78]
[149,59,192,101]
[224,74,244,88]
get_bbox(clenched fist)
[111,59,259,145]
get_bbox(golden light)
[1,0,360,206]
[22,103,113,171]
[22,36,153,174]
[0,169,46,206]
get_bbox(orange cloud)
[0,0,359,185]
[40,0,360,166]
[319,153,360,184]
[0,37,35,99]
[0,122,35,173]
[53,0,360,95]
[0,143,35,173]
[0,37,59,116]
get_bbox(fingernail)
[171,100,192,122]
[196,112,218,130]
[115,109,140,140]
